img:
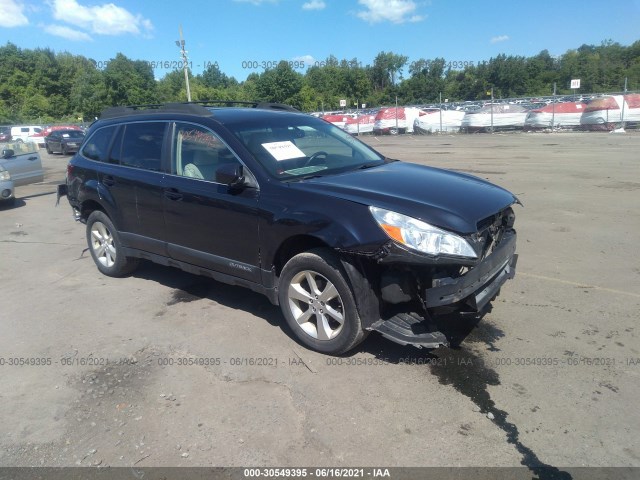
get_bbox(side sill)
[121,247,279,305]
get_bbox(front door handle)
[164,188,183,201]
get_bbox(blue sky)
[1,0,639,81]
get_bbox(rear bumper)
[425,230,517,312]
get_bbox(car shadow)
[0,198,26,209]
[132,260,496,356]
[131,260,295,340]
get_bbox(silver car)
[0,165,14,205]
[0,142,44,205]
[1,143,43,183]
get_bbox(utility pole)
[551,82,556,130]
[176,25,191,102]
[439,92,443,133]
[490,87,494,132]
[621,77,628,129]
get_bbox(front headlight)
[0,170,10,181]
[369,206,477,258]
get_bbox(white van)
[11,125,43,143]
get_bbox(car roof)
[99,102,299,120]
[92,102,312,132]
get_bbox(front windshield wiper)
[357,160,385,170]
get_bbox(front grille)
[475,207,515,259]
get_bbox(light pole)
[176,25,191,102]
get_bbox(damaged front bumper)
[425,230,517,312]
[370,230,517,349]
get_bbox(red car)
[30,125,83,147]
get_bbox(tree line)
[0,39,638,124]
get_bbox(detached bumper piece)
[425,231,517,313]
[371,312,449,349]
[56,183,67,206]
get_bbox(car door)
[162,122,260,282]
[0,144,44,186]
[48,132,61,152]
[102,121,169,256]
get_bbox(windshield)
[227,115,384,179]
[60,131,84,138]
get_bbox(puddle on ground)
[427,318,572,480]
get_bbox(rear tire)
[278,248,367,355]
[86,211,139,277]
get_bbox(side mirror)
[216,163,245,188]
[2,149,15,159]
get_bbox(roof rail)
[99,101,299,119]
[180,101,299,111]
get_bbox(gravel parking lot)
[1,132,639,475]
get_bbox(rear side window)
[81,126,117,162]
[120,122,166,171]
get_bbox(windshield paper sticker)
[261,141,306,161]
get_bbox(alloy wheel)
[287,270,345,340]
[90,221,117,268]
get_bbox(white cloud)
[49,0,153,36]
[43,24,92,41]
[491,35,509,44]
[356,0,425,24]
[293,54,316,67]
[302,0,325,10]
[0,0,29,27]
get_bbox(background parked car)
[0,126,12,143]
[45,129,85,155]
[0,142,44,186]
[10,125,43,143]
[30,124,84,147]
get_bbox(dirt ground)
[0,131,639,475]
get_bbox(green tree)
[254,61,303,104]
[103,53,157,106]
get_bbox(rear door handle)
[103,175,116,187]
[164,188,183,201]
[28,156,38,161]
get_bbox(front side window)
[120,122,166,171]
[172,123,240,182]
[81,126,117,162]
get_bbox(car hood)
[292,161,518,234]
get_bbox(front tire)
[86,211,139,277]
[278,248,367,355]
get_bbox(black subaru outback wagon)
[58,102,518,355]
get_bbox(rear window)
[81,126,117,162]
[119,122,166,171]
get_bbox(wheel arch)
[81,199,109,223]
[273,235,381,330]
[272,234,329,277]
